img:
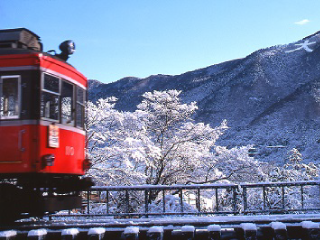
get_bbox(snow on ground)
[46,213,320,228]
[207,225,221,231]
[181,225,195,232]
[88,227,106,235]
[147,226,164,233]
[270,222,286,230]
[240,223,257,231]
[61,228,79,236]
[27,229,47,237]
[0,230,17,238]
[301,221,320,229]
[124,226,139,234]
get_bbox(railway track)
[1,214,320,239]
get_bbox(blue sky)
[2,0,320,83]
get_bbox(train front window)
[41,92,59,120]
[44,74,59,92]
[0,76,20,119]
[61,81,74,125]
[41,73,84,128]
[41,74,59,121]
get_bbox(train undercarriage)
[0,174,93,222]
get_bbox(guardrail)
[66,181,320,218]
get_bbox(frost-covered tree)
[285,148,303,165]
[135,90,229,186]
[86,90,262,193]
[86,97,148,186]
[262,148,319,211]
[269,148,318,182]
[210,146,266,183]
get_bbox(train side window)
[0,76,20,119]
[41,74,59,121]
[76,87,85,128]
[61,81,74,125]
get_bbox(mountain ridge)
[88,31,320,163]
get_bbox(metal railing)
[63,181,320,218]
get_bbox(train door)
[0,75,22,163]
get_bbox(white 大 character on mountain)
[286,39,316,53]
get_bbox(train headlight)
[59,40,75,55]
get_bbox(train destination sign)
[48,124,59,148]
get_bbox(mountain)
[88,31,320,164]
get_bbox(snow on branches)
[86,90,262,189]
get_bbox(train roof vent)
[0,28,42,51]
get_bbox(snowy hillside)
[88,31,320,164]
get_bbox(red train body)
[0,28,92,221]
[0,53,87,175]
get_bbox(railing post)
[87,190,90,214]
[126,190,130,213]
[281,187,285,211]
[301,185,304,210]
[215,188,219,212]
[319,184,320,209]
[263,186,266,211]
[162,190,166,213]
[106,190,109,214]
[180,189,184,213]
[145,189,149,218]
[233,187,237,213]
[196,188,201,213]
[233,186,241,214]
[243,187,247,213]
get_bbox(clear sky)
[1,0,320,83]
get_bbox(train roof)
[0,47,73,65]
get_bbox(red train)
[0,28,92,221]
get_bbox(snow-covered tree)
[285,148,303,165]
[86,97,148,186]
[210,146,266,184]
[269,148,318,182]
[86,90,264,205]
[262,148,319,211]
[135,90,229,186]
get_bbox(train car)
[0,28,92,221]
